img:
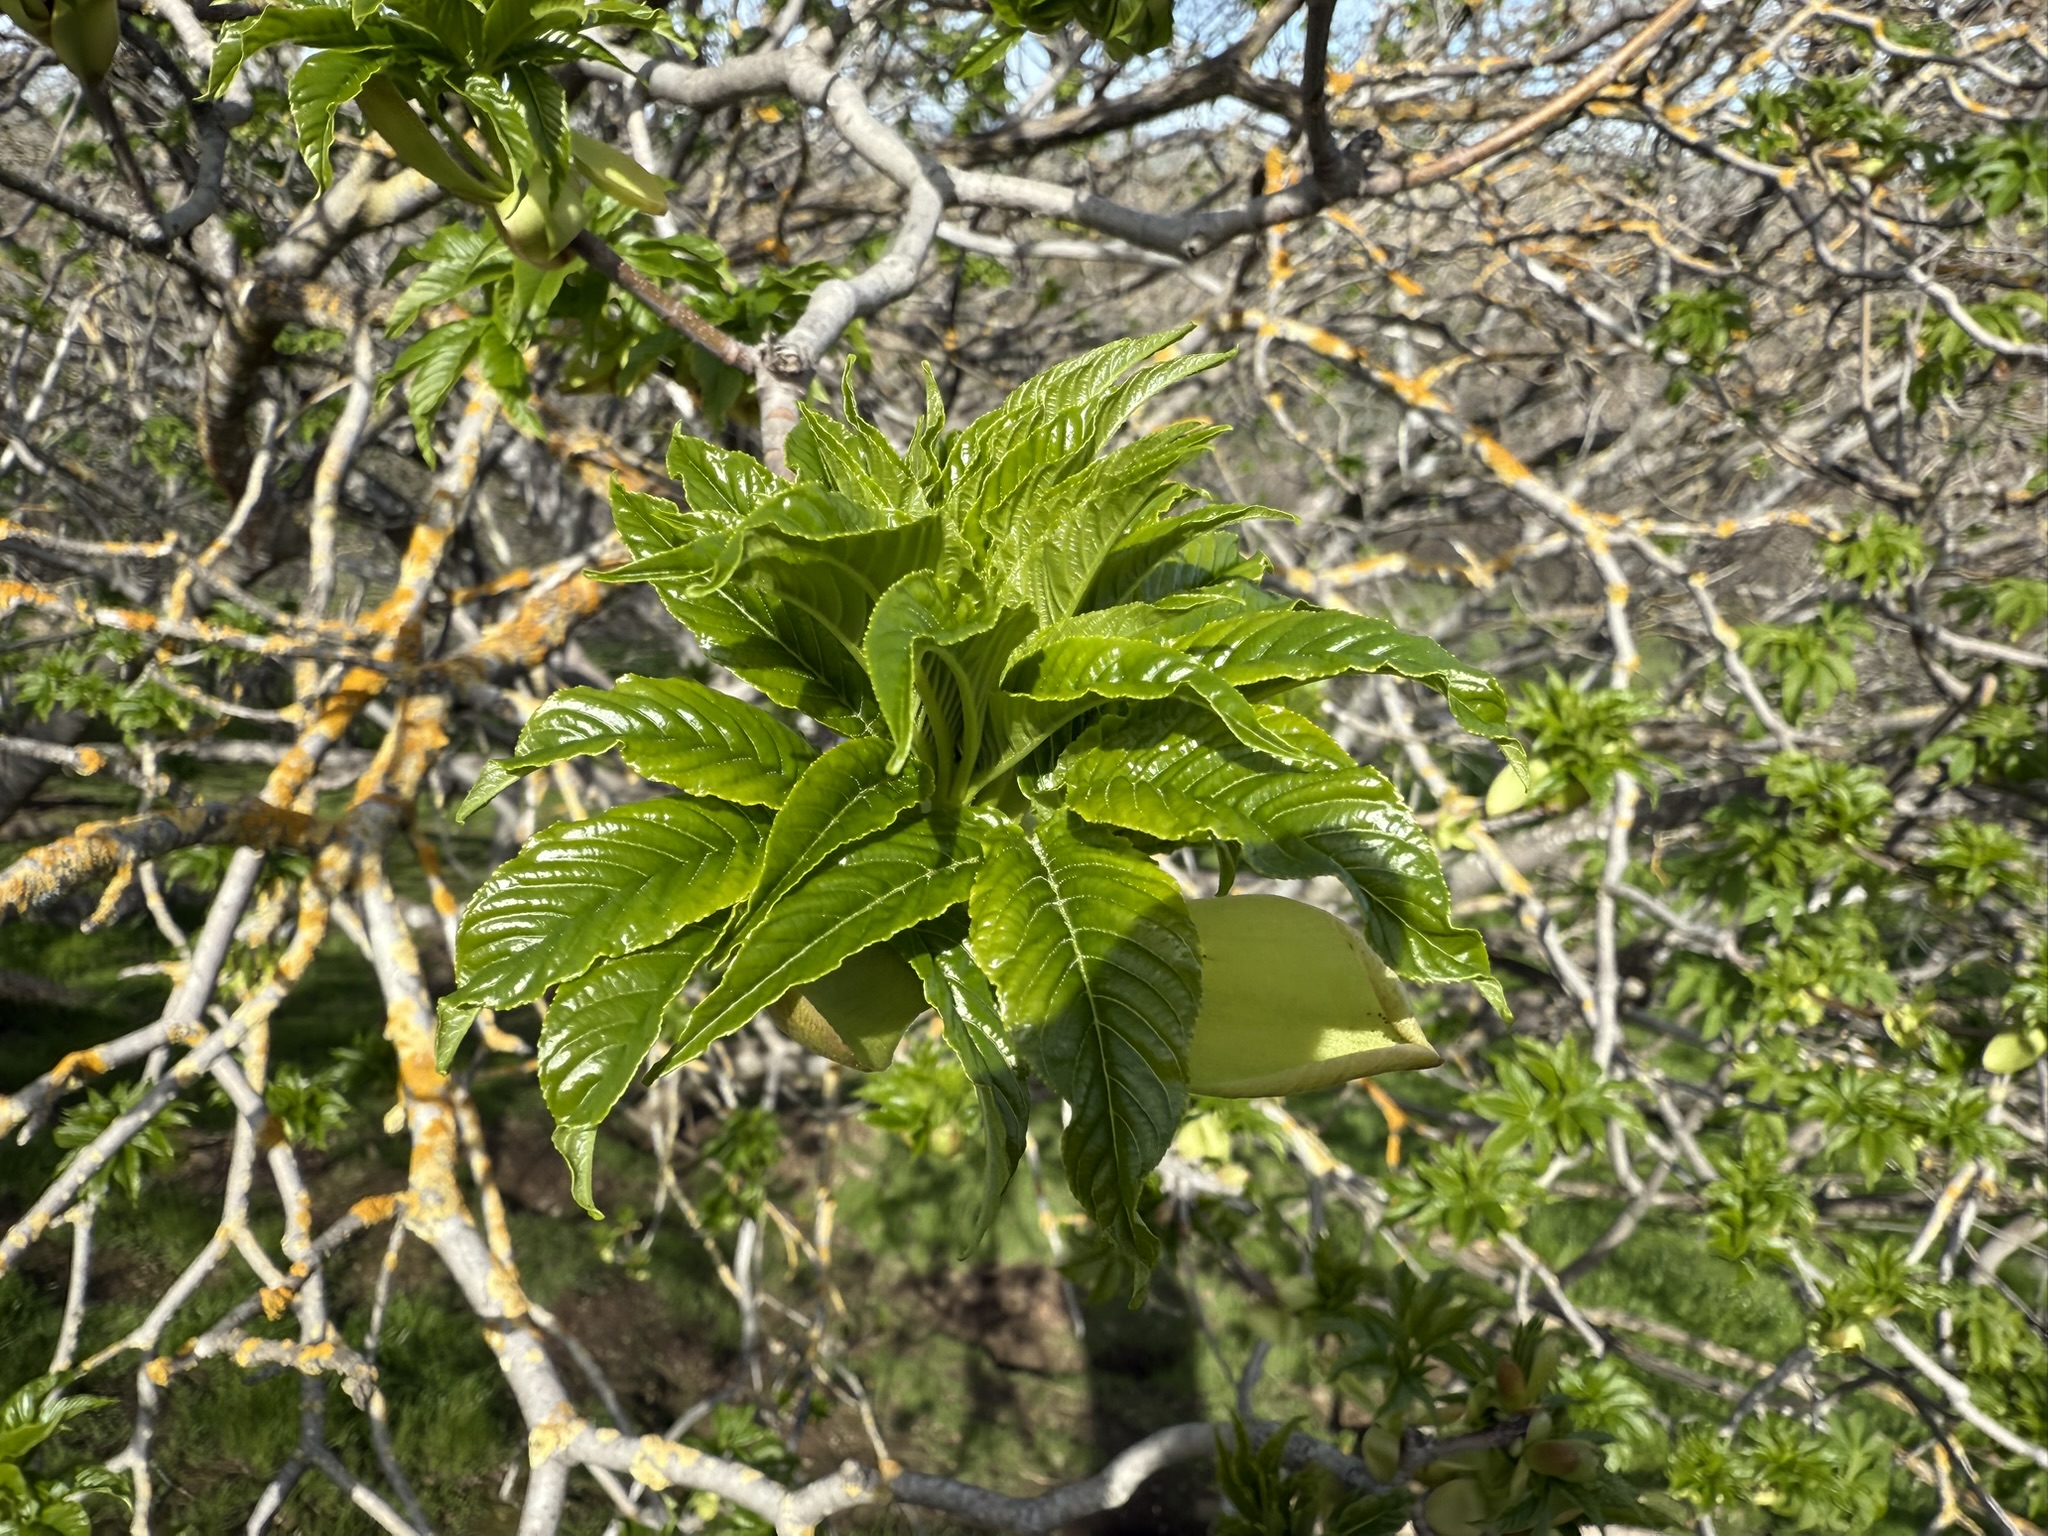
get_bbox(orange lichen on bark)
[436,571,609,683]
[0,801,315,920]
[1364,1082,1409,1166]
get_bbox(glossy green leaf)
[384,224,512,335]
[599,484,933,598]
[435,796,769,1066]
[604,489,880,732]
[672,809,989,1063]
[454,675,812,821]
[908,361,949,500]
[668,582,880,736]
[289,49,389,189]
[505,61,570,170]
[539,926,717,1215]
[456,73,536,180]
[751,736,925,909]
[611,482,697,558]
[1180,608,1524,766]
[941,327,1205,537]
[1058,703,1504,1012]
[1007,633,1316,767]
[666,430,780,528]
[956,21,1022,78]
[209,5,376,95]
[395,317,488,464]
[1009,421,1229,621]
[969,810,1199,1276]
[787,398,913,515]
[1084,500,1285,611]
[864,571,1000,772]
[897,914,1030,1248]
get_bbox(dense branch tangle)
[1,0,2045,1532]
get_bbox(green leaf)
[539,928,718,1215]
[436,797,769,1066]
[897,914,1029,1248]
[1085,499,1283,611]
[455,675,813,821]
[956,21,1022,78]
[393,316,488,463]
[667,431,779,527]
[549,1124,600,1218]
[457,73,536,179]
[1008,633,1317,767]
[602,486,881,731]
[1181,608,1523,765]
[208,5,376,96]
[385,224,513,336]
[599,486,940,622]
[751,736,926,910]
[1058,703,1504,1012]
[673,809,990,1064]
[940,328,1206,536]
[968,810,1199,1277]
[288,50,389,189]
[864,571,998,772]
[788,399,913,514]
[838,373,921,506]
[506,61,570,171]
[476,327,542,437]
[741,516,946,658]
[908,361,949,498]
[611,482,698,557]
[1009,421,1229,621]
[667,582,881,736]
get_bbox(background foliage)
[0,0,2043,1531]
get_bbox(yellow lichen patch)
[447,567,537,607]
[472,1018,523,1057]
[349,1192,401,1226]
[1365,1081,1409,1166]
[628,1435,699,1492]
[1261,145,1298,195]
[259,1286,293,1322]
[50,1048,111,1089]
[527,1404,585,1468]
[144,1357,173,1387]
[484,1260,531,1321]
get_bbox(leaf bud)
[1495,1356,1529,1409]
[1421,1478,1489,1536]
[1525,1333,1566,1400]
[1361,1422,1400,1483]
[1524,1437,1600,1484]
